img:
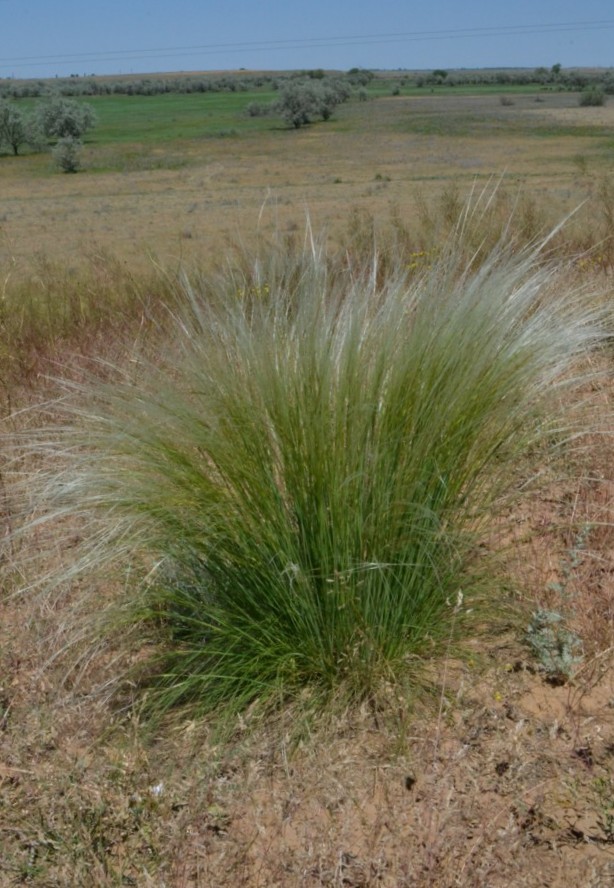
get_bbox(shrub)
[37,96,97,141]
[245,101,270,117]
[17,217,606,725]
[273,79,350,127]
[273,81,320,128]
[319,79,350,114]
[346,67,375,86]
[0,101,43,155]
[52,136,82,172]
[579,86,606,107]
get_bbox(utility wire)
[1,18,613,71]
[3,19,614,63]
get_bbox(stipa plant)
[16,216,607,725]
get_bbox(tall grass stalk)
[0,249,180,388]
[16,222,607,723]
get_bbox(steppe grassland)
[2,87,614,271]
[0,82,614,887]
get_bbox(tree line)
[2,66,614,103]
[410,65,614,93]
[0,69,374,100]
[0,97,97,171]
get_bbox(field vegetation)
[2,64,613,99]
[0,69,613,886]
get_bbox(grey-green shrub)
[18,218,606,723]
[273,79,349,127]
[245,101,271,118]
[526,609,583,681]
[0,101,43,155]
[52,136,82,172]
[274,81,320,127]
[37,96,97,140]
[579,86,606,107]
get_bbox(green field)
[15,89,280,146]
[19,83,606,144]
[89,90,279,142]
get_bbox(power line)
[1,19,613,72]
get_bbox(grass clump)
[16,216,606,726]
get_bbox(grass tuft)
[13,218,608,726]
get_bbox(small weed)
[526,609,583,683]
[593,776,614,842]
[527,525,590,681]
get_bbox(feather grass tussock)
[11,211,609,726]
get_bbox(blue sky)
[1,1,613,78]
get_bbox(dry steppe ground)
[2,90,614,269]
[1,86,613,886]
